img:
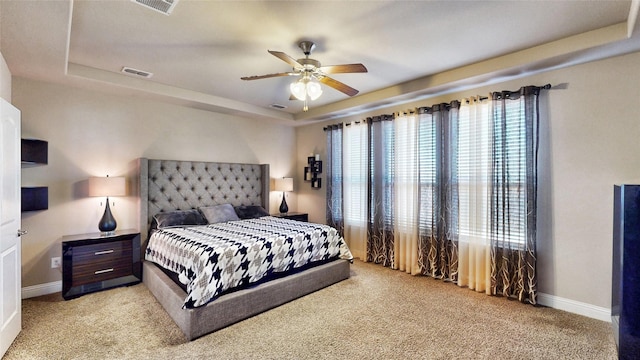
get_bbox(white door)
[0,97,21,357]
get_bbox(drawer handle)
[94,249,114,256]
[94,268,114,275]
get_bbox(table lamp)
[89,175,126,234]
[275,177,293,214]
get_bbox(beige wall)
[14,77,297,287]
[0,2,6,101]
[296,50,640,310]
[0,50,11,100]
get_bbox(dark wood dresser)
[62,229,141,300]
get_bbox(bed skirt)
[142,259,351,340]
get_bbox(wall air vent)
[121,67,153,78]
[131,0,178,15]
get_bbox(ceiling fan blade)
[318,76,359,96]
[268,50,303,68]
[241,72,295,81]
[319,63,368,74]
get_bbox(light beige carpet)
[5,261,617,359]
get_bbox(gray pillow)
[234,205,270,219]
[199,204,240,224]
[153,209,208,229]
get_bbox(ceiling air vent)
[131,0,178,15]
[270,104,287,109]
[121,67,153,78]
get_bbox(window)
[394,114,418,231]
[417,112,437,232]
[343,122,368,225]
[489,99,529,247]
[457,100,491,244]
[336,95,532,249]
[457,99,527,247]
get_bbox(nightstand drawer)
[71,257,133,286]
[72,240,132,266]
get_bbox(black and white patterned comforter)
[145,216,353,308]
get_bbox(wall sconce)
[274,177,294,214]
[89,175,126,235]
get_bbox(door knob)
[17,229,27,237]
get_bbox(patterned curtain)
[417,102,460,281]
[488,86,540,304]
[366,116,395,267]
[392,112,421,274]
[325,124,344,237]
[324,84,545,305]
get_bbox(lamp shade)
[89,176,126,197]
[275,177,294,192]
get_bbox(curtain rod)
[323,83,552,131]
[323,115,393,131]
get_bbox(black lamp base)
[98,198,117,234]
[279,192,289,214]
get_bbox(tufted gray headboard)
[138,158,269,241]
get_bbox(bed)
[137,158,351,340]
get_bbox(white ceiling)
[1,0,639,125]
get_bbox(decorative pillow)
[199,204,240,224]
[234,205,270,219]
[153,209,208,229]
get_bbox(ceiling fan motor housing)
[297,58,321,71]
[298,41,316,56]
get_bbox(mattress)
[145,216,353,308]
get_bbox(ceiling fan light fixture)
[307,81,322,100]
[290,78,323,101]
[290,80,307,101]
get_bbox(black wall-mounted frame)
[21,138,49,212]
[305,156,322,189]
[312,161,322,173]
[21,187,48,212]
[21,138,48,165]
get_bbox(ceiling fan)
[241,40,368,111]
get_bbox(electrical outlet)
[51,257,61,269]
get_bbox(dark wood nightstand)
[271,212,309,222]
[62,229,141,300]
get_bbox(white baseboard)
[22,281,62,299]
[538,292,611,322]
